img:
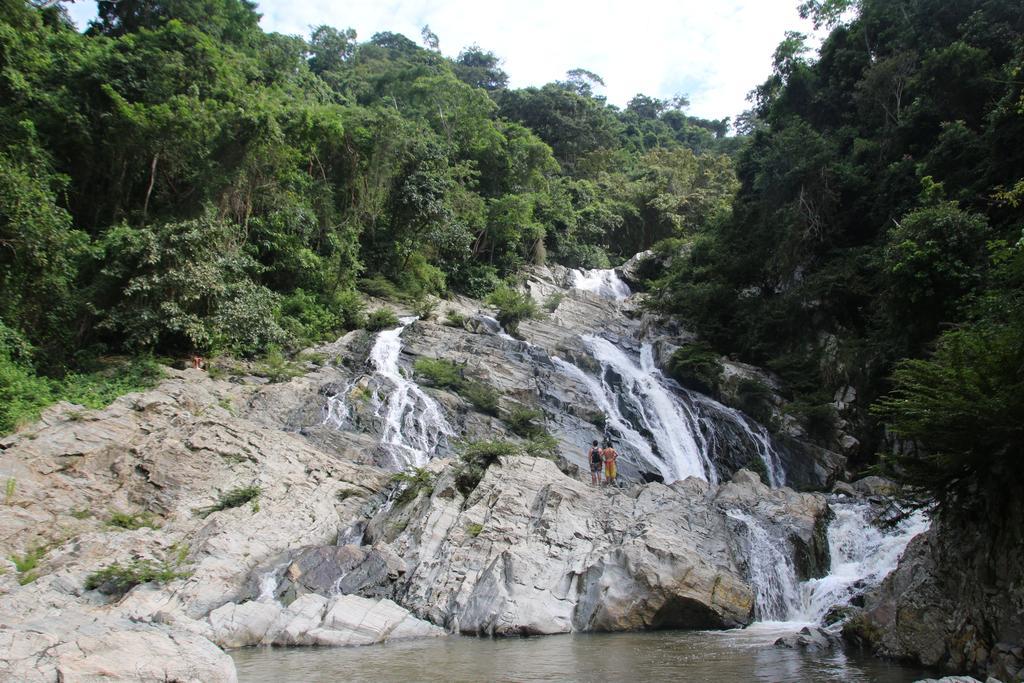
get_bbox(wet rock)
[284,544,368,596]
[775,625,835,651]
[614,250,658,290]
[832,481,858,497]
[851,475,900,497]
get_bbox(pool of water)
[230,623,932,682]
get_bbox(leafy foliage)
[667,343,723,395]
[193,485,261,518]
[454,439,520,496]
[364,308,400,332]
[85,558,190,596]
[485,285,540,335]
[392,467,435,505]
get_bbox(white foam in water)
[730,501,930,628]
[571,268,632,300]
[370,317,454,469]
[794,503,930,624]
[727,510,801,621]
[322,380,354,429]
[585,336,715,483]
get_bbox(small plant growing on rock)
[4,477,14,505]
[255,346,303,383]
[667,343,724,396]
[542,291,564,313]
[107,511,161,530]
[454,440,520,497]
[485,285,540,336]
[392,467,435,505]
[414,358,464,390]
[460,381,499,416]
[466,523,484,537]
[504,406,546,438]
[85,558,189,597]
[11,545,49,585]
[194,485,262,518]
[364,308,400,332]
[412,297,436,321]
[524,432,559,459]
[444,309,466,328]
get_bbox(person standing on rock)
[602,442,618,487]
[587,440,603,485]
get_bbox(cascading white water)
[571,268,632,300]
[730,501,930,627]
[322,380,355,429]
[370,317,454,469]
[727,510,801,621]
[794,503,930,624]
[584,336,716,483]
[688,392,786,487]
[551,355,673,482]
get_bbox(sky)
[65,0,816,122]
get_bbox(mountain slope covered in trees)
[0,0,737,430]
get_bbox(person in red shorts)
[602,442,618,486]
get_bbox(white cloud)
[65,0,815,121]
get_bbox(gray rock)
[775,626,835,651]
[851,475,900,497]
[354,457,830,637]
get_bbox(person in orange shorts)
[602,442,618,486]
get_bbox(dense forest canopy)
[1,0,1022,513]
[0,0,736,374]
[653,0,1023,507]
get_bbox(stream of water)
[368,317,454,469]
[231,628,929,683]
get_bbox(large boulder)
[207,594,443,648]
[350,457,831,636]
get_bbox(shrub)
[444,309,466,328]
[254,346,303,383]
[358,275,401,301]
[486,285,540,335]
[789,401,837,444]
[412,297,437,321]
[735,377,775,425]
[392,467,435,505]
[194,485,261,518]
[504,406,546,438]
[454,440,520,496]
[85,558,189,596]
[466,523,483,537]
[107,511,160,530]
[414,358,463,390]
[524,431,559,459]
[364,308,400,332]
[542,292,564,313]
[460,381,499,416]
[667,343,723,395]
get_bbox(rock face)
[858,505,1024,682]
[208,594,443,648]
[320,458,830,636]
[0,371,389,682]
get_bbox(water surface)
[231,625,931,682]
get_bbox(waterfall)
[571,268,632,300]
[730,501,929,626]
[584,336,716,483]
[369,317,454,469]
[322,380,355,429]
[551,355,673,482]
[793,503,930,624]
[727,510,801,621]
[688,392,786,487]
